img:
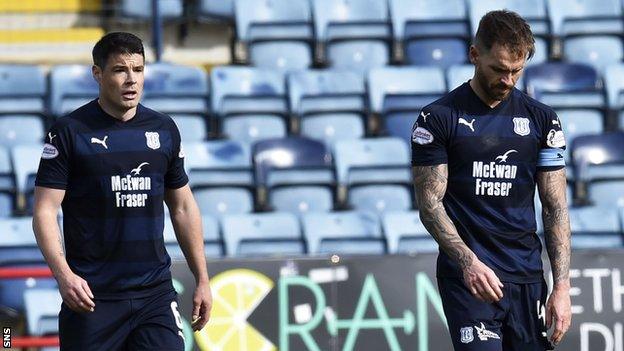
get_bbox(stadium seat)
[0,273,56,313]
[49,65,99,117]
[312,0,391,72]
[588,180,624,207]
[0,145,14,193]
[547,0,623,37]
[170,114,208,142]
[24,289,62,336]
[446,64,474,91]
[118,0,183,20]
[571,132,624,181]
[563,36,624,73]
[302,210,385,255]
[198,0,235,21]
[390,0,469,68]
[288,69,366,146]
[193,187,254,217]
[0,217,44,266]
[0,192,13,217]
[269,185,334,215]
[235,0,313,70]
[0,115,45,146]
[163,215,223,258]
[557,109,604,163]
[183,140,252,188]
[0,64,46,113]
[524,63,605,110]
[348,185,412,215]
[11,144,42,209]
[568,206,623,248]
[221,212,304,256]
[468,0,550,65]
[604,63,624,114]
[142,62,209,115]
[210,66,288,142]
[368,66,445,143]
[333,137,411,186]
[382,211,438,254]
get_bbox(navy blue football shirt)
[411,82,566,283]
[36,100,188,299]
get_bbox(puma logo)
[48,132,56,143]
[458,117,475,132]
[91,136,108,149]
[130,162,149,175]
[420,111,431,123]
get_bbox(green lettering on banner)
[327,275,415,351]
[279,275,326,351]
[416,272,448,351]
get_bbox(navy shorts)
[438,278,554,351]
[59,289,185,351]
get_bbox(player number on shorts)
[170,301,184,330]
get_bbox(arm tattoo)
[537,169,571,285]
[58,236,65,257]
[413,165,474,269]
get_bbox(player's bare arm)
[32,186,95,314]
[413,165,504,303]
[165,184,212,331]
[537,169,572,345]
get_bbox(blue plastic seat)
[368,66,446,140]
[333,137,411,186]
[0,217,44,266]
[588,180,624,208]
[193,187,254,217]
[198,0,234,21]
[557,109,603,163]
[222,115,287,145]
[390,0,469,68]
[382,211,438,254]
[183,140,252,187]
[269,186,334,216]
[547,0,623,37]
[446,64,474,91]
[563,37,623,73]
[0,64,46,114]
[0,115,45,147]
[0,145,13,193]
[235,0,313,70]
[348,185,412,215]
[24,289,62,336]
[119,0,183,20]
[163,215,223,258]
[221,212,303,256]
[302,211,384,255]
[312,0,391,72]
[571,132,624,181]
[0,271,56,313]
[11,145,42,208]
[468,0,550,65]
[568,206,622,248]
[142,62,209,114]
[49,65,99,117]
[604,63,624,109]
[171,114,208,142]
[524,63,605,109]
[288,69,367,146]
[0,192,13,217]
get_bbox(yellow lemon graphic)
[195,269,276,351]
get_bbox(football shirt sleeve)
[35,122,72,189]
[537,110,566,170]
[411,107,449,166]
[164,120,189,189]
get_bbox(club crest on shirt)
[512,117,530,136]
[412,125,434,145]
[460,326,474,343]
[145,132,160,150]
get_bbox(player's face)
[470,43,526,103]
[93,53,144,114]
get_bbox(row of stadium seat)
[121,0,624,72]
[0,130,621,218]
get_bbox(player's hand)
[546,285,571,345]
[462,258,504,303]
[191,280,212,331]
[57,271,95,313]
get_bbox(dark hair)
[474,10,535,60]
[92,32,145,68]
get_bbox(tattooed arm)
[537,169,572,345]
[413,165,504,302]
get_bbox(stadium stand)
[382,211,439,254]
